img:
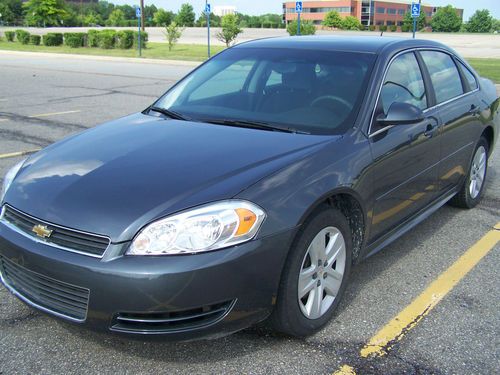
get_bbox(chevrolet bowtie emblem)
[32,224,53,239]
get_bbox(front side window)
[379,52,427,115]
[155,48,375,135]
[420,51,464,104]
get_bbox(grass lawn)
[0,40,499,83]
[466,58,500,84]
[0,40,225,61]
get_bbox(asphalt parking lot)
[0,52,499,374]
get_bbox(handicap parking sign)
[411,3,420,17]
[296,1,303,13]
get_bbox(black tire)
[449,137,489,209]
[270,207,352,337]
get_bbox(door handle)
[424,123,437,138]
[468,105,481,115]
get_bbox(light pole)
[140,0,145,32]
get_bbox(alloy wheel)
[298,226,346,319]
[469,145,487,199]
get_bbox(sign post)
[205,2,211,58]
[296,1,302,36]
[411,2,421,39]
[136,6,142,57]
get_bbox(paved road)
[2,27,500,58]
[0,53,499,374]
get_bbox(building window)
[397,21,403,26]
[398,9,405,15]
[376,7,385,14]
[387,8,397,15]
[376,20,384,25]
[386,21,394,25]
[426,12,432,17]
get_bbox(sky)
[111,0,499,20]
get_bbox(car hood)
[5,113,333,242]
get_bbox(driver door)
[368,51,442,240]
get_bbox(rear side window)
[458,61,478,91]
[380,52,427,115]
[420,51,464,104]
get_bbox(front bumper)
[0,220,296,340]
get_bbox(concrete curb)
[0,49,201,67]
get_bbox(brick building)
[282,0,463,28]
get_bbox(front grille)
[112,300,236,334]
[0,256,89,321]
[1,205,110,258]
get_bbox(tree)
[153,9,174,26]
[216,14,242,47]
[23,0,68,27]
[0,3,15,24]
[164,21,183,51]
[107,8,125,26]
[83,12,103,26]
[466,9,493,33]
[175,3,195,27]
[431,5,462,32]
[196,12,221,27]
[286,20,315,36]
[492,19,500,33]
[341,16,361,30]
[402,11,426,31]
[323,11,342,28]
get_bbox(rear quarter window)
[457,61,478,91]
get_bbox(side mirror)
[377,102,424,126]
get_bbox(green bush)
[98,30,116,49]
[401,24,410,32]
[133,31,148,48]
[369,25,376,31]
[5,31,15,42]
[87,30,99,47]
[64,32,87,48]
[286,20,316,36]
[43,33,64,46]
[29,35,41,45]
[390,25,397,32]
[116,30,134,49]
[16,30,30,45]
[379,25,387,32]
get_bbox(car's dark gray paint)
[0,36,498,339]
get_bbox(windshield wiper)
[204,118,309,134]
[148,106,190,121]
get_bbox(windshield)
[154,47,375,135]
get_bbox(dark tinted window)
[421,51,464,104]
[155,48,375,135]
[458,61,478,91]
[380,52,427,115]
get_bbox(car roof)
[235,35,451,55]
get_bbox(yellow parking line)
[360,223,500,358]
[333,365,356,375]
[29,110,80,118]
[0,149,41,159]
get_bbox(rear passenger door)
[368,51,442,240]
[418,50,482,193]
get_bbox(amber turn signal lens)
[235,208,257,236]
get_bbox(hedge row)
[4,30,148,49]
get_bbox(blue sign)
[295,1,303,13]
[135,7,141,18]
[411,3,420,17]
[205,3,211,13]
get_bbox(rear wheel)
[449,137,489,208]
[271,207,352,337]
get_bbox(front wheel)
[449,137,489,209]
[271,207,352,337]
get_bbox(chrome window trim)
[0,205,109,259]
[368,47,480,138]
[0,257,89,323]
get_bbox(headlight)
[127,200,266,256]
[1,159,27,203]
